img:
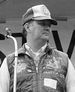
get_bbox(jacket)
[0,43,75,92]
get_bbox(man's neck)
[26,39,47,52]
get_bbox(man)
[0,4,75,92]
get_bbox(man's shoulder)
[54,49,68,57]
[47,44,68,58]
[53,49,68,64]
[47,43,68,58]
[7,45,25,63]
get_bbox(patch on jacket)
[44,78,57,89]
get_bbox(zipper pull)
[34,60,39,73]
[36,65,38,73]
[34,56,39,73]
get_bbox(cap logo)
[42,5,50,16]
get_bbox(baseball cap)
[22,4,57,26]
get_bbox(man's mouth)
[42,31,50,34]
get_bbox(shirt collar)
[25,43,47,57]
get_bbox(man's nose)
[44,27,50,31]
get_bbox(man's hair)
[22,20,33,41]
[22,27,27,43]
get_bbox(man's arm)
[0,58,10,92]
[65,58,75,92]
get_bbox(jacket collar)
[18,43,55,56]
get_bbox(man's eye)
[40,23,45,26]
[38,22,46,26]
[37,21,51,27]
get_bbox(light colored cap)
[22,4,57,25]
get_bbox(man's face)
[29,20,51,41]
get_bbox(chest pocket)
[17,59,27,73]
[17,54,35,75]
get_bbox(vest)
[7,44,68,92]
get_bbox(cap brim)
[32,17,57,25]
[50,19,57,25]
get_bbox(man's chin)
[41,35,49,41]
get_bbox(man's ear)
[24,23,30,32]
